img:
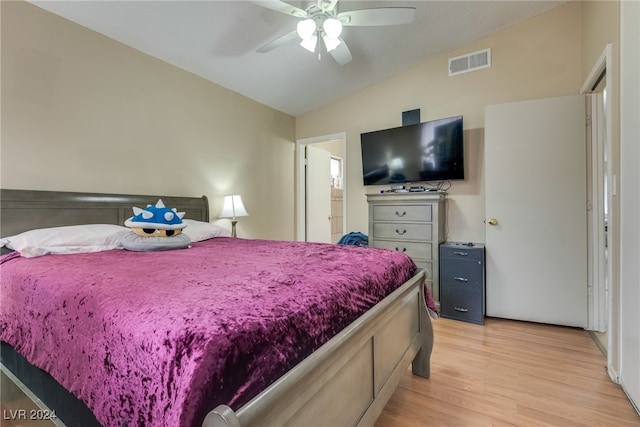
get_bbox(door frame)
[580,43,616,380]
[295,132,347,242]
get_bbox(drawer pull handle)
[454,307,469,312]
[395,247,407,252]
[395,229,407,235]
[395,211,407,217]
[454,277,469,282]
[453,251,468,256]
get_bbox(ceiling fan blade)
[330,38,352,65]
[338,7,416,26]
[250,1,308,18]
[318,0,339,12]
[256,29,299,53]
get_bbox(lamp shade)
[300,35,318,52]
[322,34,341,52]
[220,195,248,219]
[323,18,342,39]
[297,18,316,39]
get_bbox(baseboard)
[588,330,607,357]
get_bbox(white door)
[485,95,587,327]
[620,0,640,410]
[306,145,332,243]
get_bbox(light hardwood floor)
[0,369,58,427]
[376,317,640,427]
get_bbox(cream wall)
[0,1,296,240]
[296,1,582,243]
[314,139,343,158]
[582,0,620,75]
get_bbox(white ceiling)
[30,0,567,117]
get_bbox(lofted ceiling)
[29,0,567,117]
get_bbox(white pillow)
[181,219,231,242]
[1,224,128,258]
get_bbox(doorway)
[581,44,614,370]
[295,133,347,243]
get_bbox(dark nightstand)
[439,242,485,325]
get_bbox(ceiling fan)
[251,0,416,65]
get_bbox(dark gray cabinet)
[439,242,485,325]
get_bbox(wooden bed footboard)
[203,270,432,427]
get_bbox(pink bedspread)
[0,238,424,427]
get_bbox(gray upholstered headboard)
[0,189,209,239]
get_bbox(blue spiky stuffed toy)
[122,199,191,251]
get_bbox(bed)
[0,189,435,427]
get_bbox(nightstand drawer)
[373,205,432,222]
[440,259,483,288]
[372,223,432,241]
[373,240,432,261]
[440,245,484,261]
[440,286,484,324]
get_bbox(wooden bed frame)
[0,189,434,427]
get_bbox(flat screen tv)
[360,115,464,186]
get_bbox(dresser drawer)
[373,204,432,222]
[440,259,483,288]
[373,240,432,261]
[440,245,484,261]
[372,222,432,241]
[440,286,484,324]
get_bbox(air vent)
[448,48,491,76]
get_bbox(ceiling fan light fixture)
[322,35,341,52]
[297,18,316,40]
[300,34,318,52]
[254,0,415,65]
[323,18,342,38]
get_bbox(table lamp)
[220,194,248,238]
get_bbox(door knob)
[488,218,498,226]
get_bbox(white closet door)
[485,95,587,327]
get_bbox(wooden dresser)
[367,192,446,302]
